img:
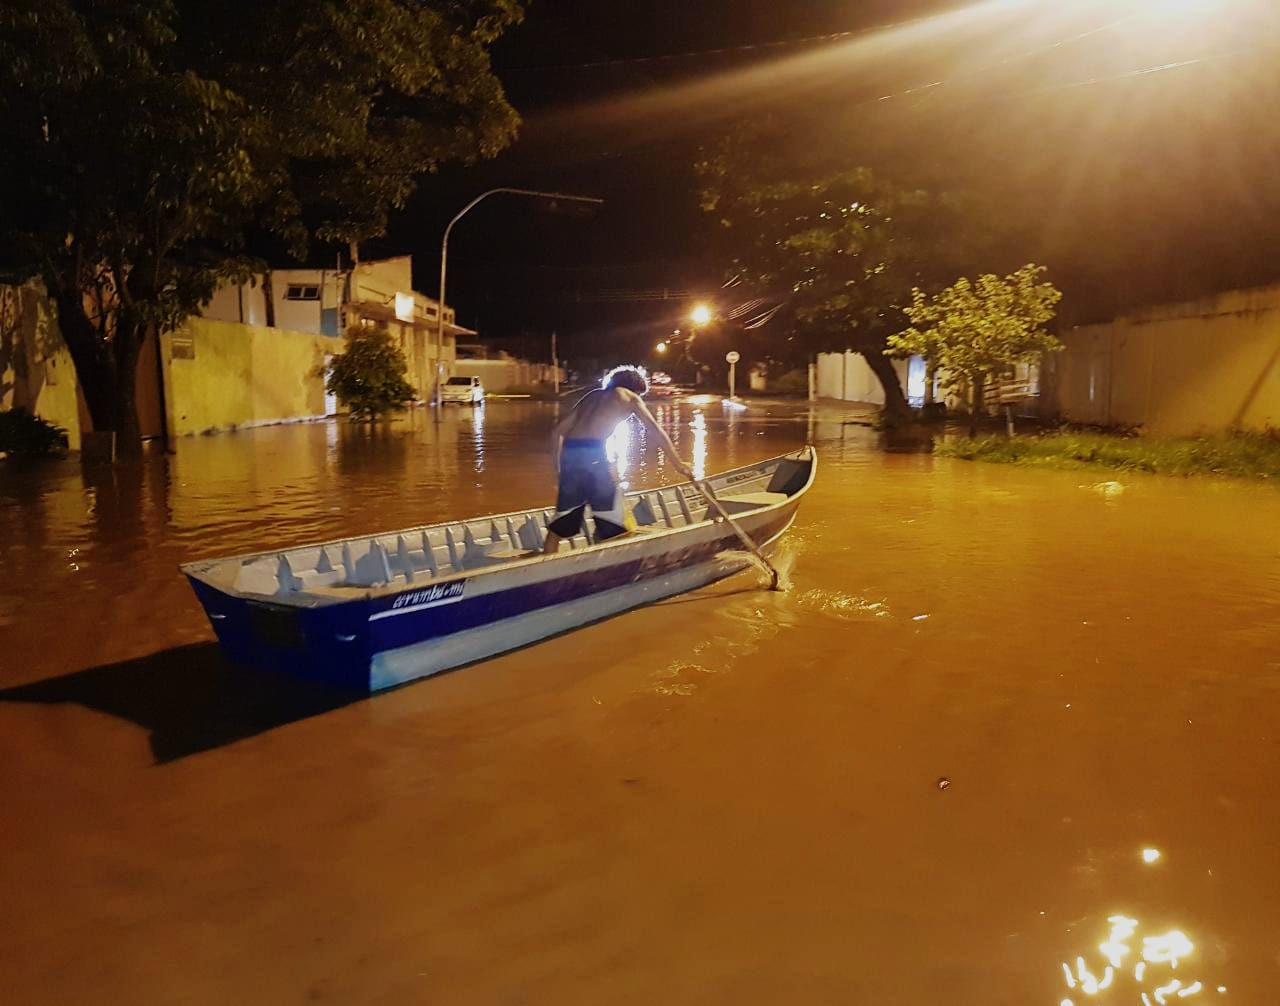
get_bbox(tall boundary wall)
[1045,285,1280,435]
[161,318,339,437]
[2,281,343,449]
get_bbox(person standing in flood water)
[543,366,691,554]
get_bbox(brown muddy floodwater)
[1,397,1279,1005]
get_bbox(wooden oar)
[695,479,783,591]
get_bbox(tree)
[886,265,1063,436]
[697,131,992,420]
[326,327,416,421]
[0,1,522,453]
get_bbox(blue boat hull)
[188,513,794,693]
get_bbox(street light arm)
[433,187,604,406]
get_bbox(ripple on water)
[794,588,892,622]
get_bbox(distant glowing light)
[690,303,712,326]
[656,341,667,353]
[1143,848,1162,864]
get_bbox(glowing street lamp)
[655,341,668,354]
[690,303,713,326]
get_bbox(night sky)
[362,0,1280,366]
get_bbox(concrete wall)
[454,355,563,391]
[815,351,910,405]
[161,318,336,437]
[1,283,86,449]
[203,282,270,327]
[1046,285,1280,434]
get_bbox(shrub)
[937,428,1280,481]
[772,368,809,396]
[326,328,416,420]
[0,408,69,458]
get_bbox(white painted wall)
[1047,284,1280,434]
[815,351,911,405]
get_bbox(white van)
[441,375,485,405]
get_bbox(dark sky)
[371,0,944,358]
[365,0,1280,364]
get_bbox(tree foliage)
[697,129,995,416]
[0,1,521,450]
[326,328,416,421]
[886,264,1063,434]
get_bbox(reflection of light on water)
[795,588,890,621]
[472,403,486,472]
[690,410,707,482]
[721,398,747,412]
[1060,916,1221,1005]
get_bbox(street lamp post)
[434,188,604,406]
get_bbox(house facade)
[2,256,472,451]
[202,255,474,406]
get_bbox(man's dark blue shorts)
[549,438,627,540]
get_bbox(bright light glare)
[606,415,633,482]
[1146,0,1221,15]
[690,304,712,326]
[690,409,707,481]
[655,341,667,353]
[1143,848,1162,864]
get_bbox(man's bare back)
[542,371,690,553]
[550,386,689,470]
[554,387,647,443]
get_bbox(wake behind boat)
[182,446,816,692]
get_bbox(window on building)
[284,284,321,301]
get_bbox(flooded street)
[2,399,1279,1005]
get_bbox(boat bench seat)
[713,491,788,514]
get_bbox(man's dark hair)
[606,366,648,396]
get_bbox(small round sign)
[725,351,740,364]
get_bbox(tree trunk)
[48,286,144,456]
[49,287,115,428]
[262,271,276,329]
[860,349,910,424]
[969,375,985,438]
[114,343,143,456]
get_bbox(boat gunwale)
[181,446,817,601]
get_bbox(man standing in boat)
[543,366,691,554]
